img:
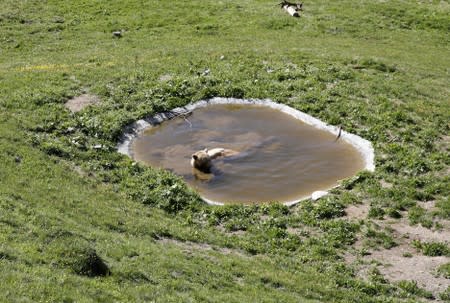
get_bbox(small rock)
[14,156,22,163]
[65,94,100,113]
[311,191,328,201]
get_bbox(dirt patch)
[347,243,449,298]
[363,245,448,296]
[65,94,100,113]
[420,200,438,211]
[388,219,450,243]
[346,213,450,298]
[345,203,370,220]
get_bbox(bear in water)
[190,137,280,181]
[191,148,239,174]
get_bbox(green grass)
[1,0,449,302]
[413,240,450,257]
[437,263,450,279]
[397,280,434,300]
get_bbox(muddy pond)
[132,104,366,204]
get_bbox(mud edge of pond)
[117,97,375,206]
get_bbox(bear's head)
[191,148,212,173]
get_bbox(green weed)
[437,263,450,279]
[413,240,450,257]
[398,280,434,300]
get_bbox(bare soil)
[344,202,450,298]
[345,203,369,220]
[363,246,448,295]
[65,94,100,113]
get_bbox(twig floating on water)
[183,116,192,128]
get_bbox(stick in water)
[334,125,342,142]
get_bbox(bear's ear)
[192,154,198,160]
[204,148,208,153]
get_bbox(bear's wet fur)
[191,148,239,174]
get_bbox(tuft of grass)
[412,240,450,257]
[437,263,450,279]
[398,280,434,300]
[368,206,385,219]
[440,286,450,301]
[386,208,402,219]
[364,227,397,249]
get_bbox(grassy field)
[1,0,449,302]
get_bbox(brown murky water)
[132,105,365,204]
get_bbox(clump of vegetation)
[368,206,385,219]
[49,238,110,277]
[413,240,450,257]
[313,198,346,219]
[402,252,413,258]
[397,280,434,300]
[0,249,16,262]
[364,226,397,249]
[437,263,450,279]
[296,197,346,223]
[408,206,433,227]
[440,287,450,301]
[386,208,401,219]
